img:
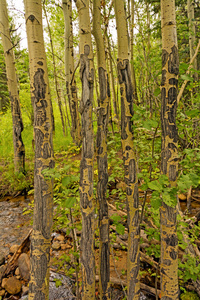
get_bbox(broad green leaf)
[154,87,161,97]
[181,74,193,81]
[116,223,125,235]
[148,180,162,192]
[62,176,71,187]
[110,214,121,223]
[64,197,76,208]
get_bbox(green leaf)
[62,176,71,187]
[143,120,158,130]
[154,87,161,97]
[185,109,199,118]
[151,196,162,210]
[181,74,193,81]
[64,197,76,208]
[148,180,162,192]
[116,223,125,235]
[111,214,121,223]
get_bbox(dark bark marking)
[162,49,169,68]
[84,44,90,56]
[81,216,95,285]
[163,259,172,266]
[100,242,110,293]
[32,253,47,288]
[99,67,107,101]
[168,87,177,104]
[169,78,178,86]
[28,15,36,22]
[121,97,128,140]
[168,45,179,75]
[169,165,177,182]
[169,249,177,260]
[126,187,133,196]
[165,234,178,247]
[129,159,136,183]
[161,70,167,86]
[37,61,43,66]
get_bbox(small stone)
[15,267,20,276]
[52,241,61,251]
[0,265,6,278]
[4,276,22,294]
[10,245,19,254]
[18,253,30,281]
[0,289,5,296]
[56,234,65,242]
[178,194,187,201]
[116,181,126,191]
[16,275,21,280]
[1,278,7,289]
[22,285,29,295]
[61,243,72,250]
[0,254,5,266]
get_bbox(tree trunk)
[0,0,25,173]
[43,1,66,136]
[75,0,95,299]
[130,0,138,101]
[114,1,140,299]
[93,0,111,299]
[24,1,54,299]
[63,0,82,146]
[187,0,198,82]
[160,1,179,299]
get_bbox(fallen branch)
[1,229,32,281]
[95,275,161,297]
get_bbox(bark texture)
[0,0,25,172]
[75,0,95,299]
[160,1,179,299]
[93,0,110,299]
[24,1,54,299]
[114,1,140,299]
[63,0,81,145]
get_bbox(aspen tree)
[187,0,198,82]
[0,0,25,173]
[43,2,66,136]
[24,1,54,299]
[114,0,140,299]
[63,0,81,145]
[75,0,95,299]
[160,0,179,299]
[93,0,111,299]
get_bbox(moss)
[181,291,200,300]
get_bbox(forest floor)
[0,150,200,299]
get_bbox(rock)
[116,181,126,191]
[61,243,72,250]
[178,194,187,201]
[4,276,22,294]
[49,271,75,300]
[18,253,30,281]
[22,285,29,295]
[56,235,65,242]
[1,278,7,289]
[0,265,5,278]
[0,254,5,266]
[15,267,20,276]
[52,241,61,251]
[10,244,19,254]
[0,289,5,297]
